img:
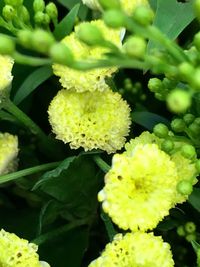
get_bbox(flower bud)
[171,118,186,133]
[76,23,104,46]
[49,43,74,66]
[40,261,51,267]
[186,234,196,242]
[195,159,200,173]
[2,5,16,21]
[183,113,195,125]
[185,222,196,234]
[166,89,191,114]
[103,9,126,28]
[98,0,121,10]
[33,0,45,12]
[194,33,200,52]
[177,180,193,196]
[123,35,146,58]
[153,123,169,138]
[4,0,23,7]
[0,35,15,55]
[188,122,200,136]
[46,2,58,22]
[17,29,32,48]
[18,5,30,23]
[194,0,200,21]
[34,11,50,26]
[178,62,194,81]
[133,6,154,26]
[181,144,196,160]
[177,226,185,237]
[31,29,55,54]
[161,139,174,153]
[148,78,162,93]
[194,117,200,125]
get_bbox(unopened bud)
[181,144,196,159]
[178,62,194,81]
[33,0,45,12]
[183,113,195,125]
[46,2,58,22]
[185,222,196,234]
[98,0,121,10]
[34,12,50,26]
[17,29,32,48]
[18,5,30,23]
[4,0,23,7]
[49,43,74,66]
[188,122,200,136]
[167,89,192,114]
[153,123,169,138]
[103,9,126,28]
[171,118,186,132]
[186,234,196,242]
[177,226,185,237]
[195,159,200,173]
[194,0,200,21]
[133,6,154,26]
[123,35,146,58]
[76,23,104,46]
[161,140,174,153]
[0,35,15,55]
[2,5,16,21]
[148,78,162,93]
[31,29,55,54]
[177,180,193,196]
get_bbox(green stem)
[13,52,52,66]
[4,99,47,141]
[0,161,60,184]
[93,156,110,173]
[32,218,89,245]
[101,210,117,242]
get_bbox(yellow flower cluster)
[0,132,18,175]
[48,89,131,153]
[88,232,174,267]
[0,55,13,102]
[0,229,41,267]
[52,20,121,93]
[98,143,178,231]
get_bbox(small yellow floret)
[0,55,13,102]
[52,20,121,92]
[88,232,174,267]
[48,89,131,153]
[0,229,41,267]
[98,143,178,231]
[0,132,18,175]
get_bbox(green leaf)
[13,65,53,105]
[53,4,80,40]
[56,0,88,20]
[132,111,169,130]
[148,0,195,51]
[191,240,200,253]
[149,0,158,11]
[188,188,200,212]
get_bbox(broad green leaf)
[188,188,200,212]
[148,0,195,51]
[54,4,80,40]
[132,111,169,130]
[13,66,52,105]
[56,0,88,20]
[149,0,157,11]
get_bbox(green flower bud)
[46,2,58,22]
[33,0,45,12]
[177,226,186,237]
[133,6,154,26]
[178,62,194,81]
[76,23,104,46]
[31,29,55,54]
[192,68,200,90]
[167,89,192,114]
[4,0,23,7]
[188,122,200,136]
[155,92,166,101]
[17,29,32,48]
[18,5,30,23]
[161,139,174,153]
[49,43,74,66]
[177,180,193,196]
[194,117,200,125]
[34,11,50,26]
[123,35,146,59]
[124,78,132,90]
[148,78,162,93]
[0,34,15,55]
[2,5,16,21]
[103,9,126,28]
[194,0,200,21]
[183,113,195,125]
[186,234,196,242]
[181,144,196,159]
[153,123,169,138]
[185,222,196,234]
[196,159,200,173]
[98,0,121,10]
[171,118,186,133]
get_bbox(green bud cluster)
[4,0,23,7]
[177,222,197,243]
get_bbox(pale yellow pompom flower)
[0,132,18,175]
[0,229,46,267]
[0,55,14,103]
[52,20,121,92]
[98,143,178,231]
[88,232,174,267]
[48,89,131,154]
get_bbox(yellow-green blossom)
[48,89,131,153]
[0,55,13,103]
[98,143,178,231]
[0,229,43,267]
[0,133,18,175]
[88,232,174,267]
[52,20,121,92]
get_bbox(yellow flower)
[0,229,41,267]
[98,143,178,231]
[0,55,13,103]
[52,20,121,92]
[0,133,18,175]
[88,232,174,267]
[48,89,131,154]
